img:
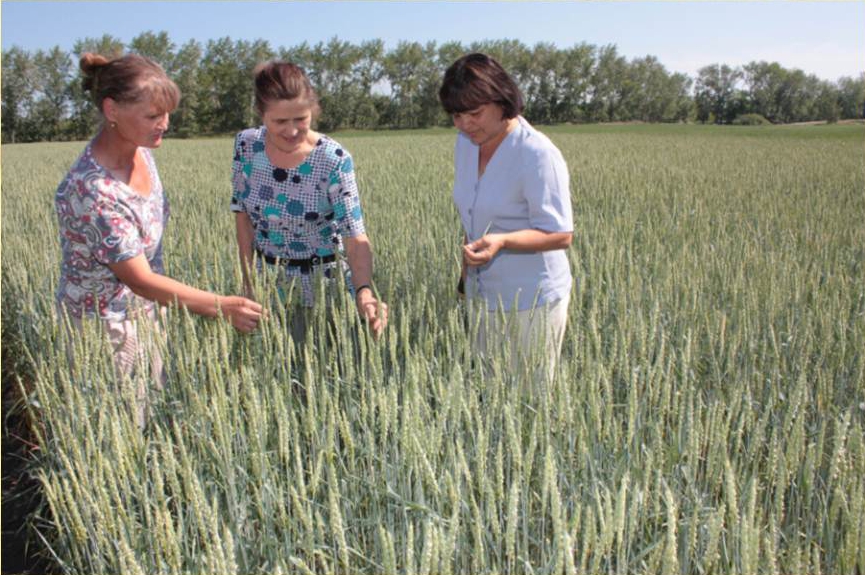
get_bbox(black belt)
[256,249,337,272]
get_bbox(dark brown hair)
[439,53,524,119]
[80,52,180,114]
[253,61,321,118]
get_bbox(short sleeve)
[84,180,144,265]
[326,151,366,238]
[230,132,250,213]
[524,145,574,233]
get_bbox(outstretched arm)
[109,254,263,333]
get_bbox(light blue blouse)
[453,116,573,311]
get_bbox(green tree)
[129,31,176,74]
[556,43,594,123]
[587,44,628,122]
[73,34,125,59]
[523,42,593,124]
[670,72,695,122]
[279,42,316,77]
[836,73,865,119]
[695,64,744,124]
[384,41,427,128]
[314,37,361,131]
[742,61,785,122]
[31,47,73,140]
[2,47,36,143]
[435,41,467,125]
[198,37,274,134]
[171,40,203,137]
[437,40,466,71]
[349,39,386,129]
[813,81,841,123]
[416,41,448,128]
[522,42,559,123]
[621,56,691,122]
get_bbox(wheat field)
[2,124,864,574]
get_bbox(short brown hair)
[439,53,524,119]
[253,61,321,118]
[80,52,180,114]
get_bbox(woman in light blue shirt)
[439,53,574,379]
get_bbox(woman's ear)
[102,97,119,124]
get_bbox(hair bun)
[80,52,110,74]
[80,53,111,93]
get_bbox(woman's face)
[108,98,170,148]
[451,103,508,147]
[262,98,314,154]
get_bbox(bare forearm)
[109,254,263,332]
[343,233,388,336]
[125,272,225,317]
[464,229,573,267]
[345,234,374,289]
[496,229,573,252]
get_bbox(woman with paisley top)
[55,53,263,423]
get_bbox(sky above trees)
[3,1,864,82]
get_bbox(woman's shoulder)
[513,118,565,165]
[60,145,103,187]
[234,127,265,149]
[57,161,117,202]
[313,134,354,170]
[315,134,351,157]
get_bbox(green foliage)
[6,33,863,144]
[2,125,864,573]
[732,113,771,125]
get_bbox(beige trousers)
[60,307,167,429]
[474,294,570,384]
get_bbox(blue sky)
[2,1,864,81]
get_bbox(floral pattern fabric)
[55,143,168,320]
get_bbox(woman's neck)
[92,126,138,170]
[479,117,518,157]
[478,117,518,176]
[265,130,318,170]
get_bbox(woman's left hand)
[357,290,388,338]
[463,234,505,267]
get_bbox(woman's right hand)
[219,296,264,333]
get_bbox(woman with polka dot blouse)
[231,61,388,339]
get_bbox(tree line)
[3,32,864,143]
